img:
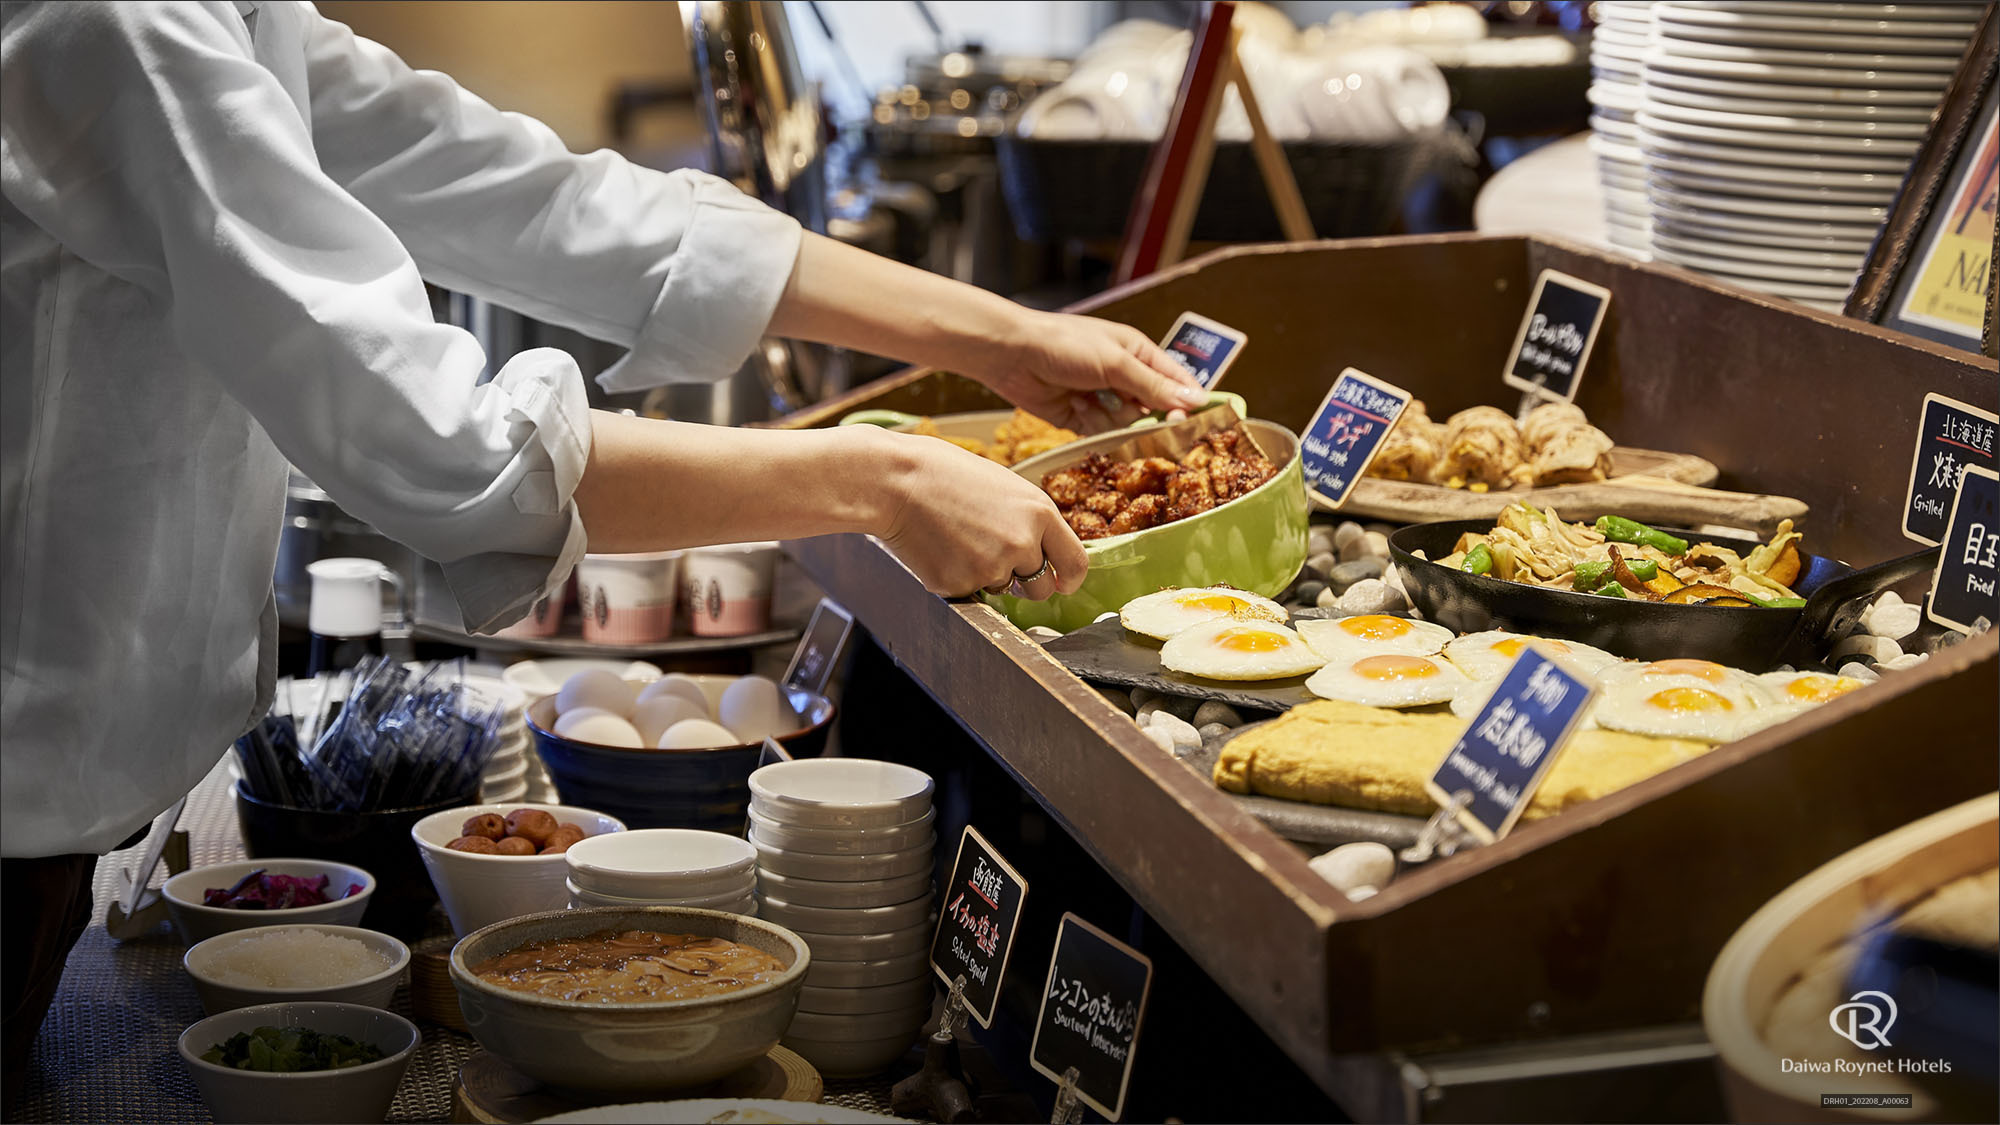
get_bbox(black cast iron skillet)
[1390,519,1939,669]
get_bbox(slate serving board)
[1041,608,1396,715]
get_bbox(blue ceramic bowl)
[526,686,833,833]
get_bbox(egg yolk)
[1646,659,1728,683]
[1491,637,1569,658]
[1177,593,1248,613]
[1215,628,1290,653]
[1786,675,1860,703]
[1340,615,1412,640]
[1354,655,1440,680]
[1647,687,1733,712]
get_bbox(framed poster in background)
[1847,6,1999,360]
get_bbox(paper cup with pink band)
[682,542,780,637]
[575,552,681,645]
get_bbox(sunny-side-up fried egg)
[1441,631,1622,681]
[1159,619,1325,681]
[1295,615,1453,663]
[1119,586,1289,641]
[1593,658,1767,742]
[1306,653,1472,708]
[1726,672,1872,740]
[1757,671,1869,706]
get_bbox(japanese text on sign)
[1504,269,1610,403]
[1902,394,1999,547]
[930,826,1026,1029]
[1427,647,1596,842]
[1158,312,1246,389]
[1030,913,1154,1122]
[1928,464,2000,635]
[1302,368,1412,508]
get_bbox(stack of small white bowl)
[1589,1,1656,259]
[1638,1,1978,311]
[748,759,938,1078]
[563,829,758,914]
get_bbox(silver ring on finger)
[1008,558,1056,598]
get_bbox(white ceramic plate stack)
[1590,1,1658,259]
[1638,1,1978,311]
[747,759,938,1078]
[562,829,758,913]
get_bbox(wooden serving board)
[1324,447,1808,536]
[452,1047,822,1124]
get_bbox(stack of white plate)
[1589,1,1658,258]
[748,759,938,1078]
[563,828,758,912]
[1638,1,1978,311]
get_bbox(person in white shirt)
[0,0,1203,1090]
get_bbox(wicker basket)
[995,130,1458,243]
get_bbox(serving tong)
[104,796,189,941]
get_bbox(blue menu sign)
[1503,269,1611,404]
[1302,367,1412,509]
[1927,464,1999,635]
[1901,393,1997,547]
[1158,312,1247,390]
[1030,913,1153,1122]
[1426,646,1597,843]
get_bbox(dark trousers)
[2,851,103,1108]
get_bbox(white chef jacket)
[0,0,803,856]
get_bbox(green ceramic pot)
[983,419,1308,632]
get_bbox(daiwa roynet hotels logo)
[1779,989,1953,1079]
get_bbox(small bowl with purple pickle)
[163,859,376,946]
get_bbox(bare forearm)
[572,410,912,553]
[765,232,1027,372]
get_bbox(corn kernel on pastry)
[1213,699,1712,822]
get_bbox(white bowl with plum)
[411,804,626,937]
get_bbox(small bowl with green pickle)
[176,1001,419,1124]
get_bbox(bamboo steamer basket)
[1703,793,1997,1122]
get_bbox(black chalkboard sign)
[1927,464,1998,635]
[1503,269,1610,404]
[781,599,854,697]
[1901,393,1998,548]
[1030,913,1153,1122]
[929,825,1027,1029]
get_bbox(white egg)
[556,669,639,718]
[1159,619,1325,681]
[1306,653,1471,708]
[1441,631,1622,681]
[1295,615,1452,663]
[1119,586,1288,641]
[1593,659,1766,742]
[1755,671,1869,708]
[636,673,711,716]
[553,709,645,748]
[632,693,711,745]
[656,718,743,750]
[718,676,797,743]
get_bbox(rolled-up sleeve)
[0,0,585,630]
[298,5,803,393]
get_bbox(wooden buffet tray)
[1334,446,1811,536]
[451,1047,822,1124]
[779,233,1998,1117]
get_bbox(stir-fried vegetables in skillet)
[1436,504,1806,607]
